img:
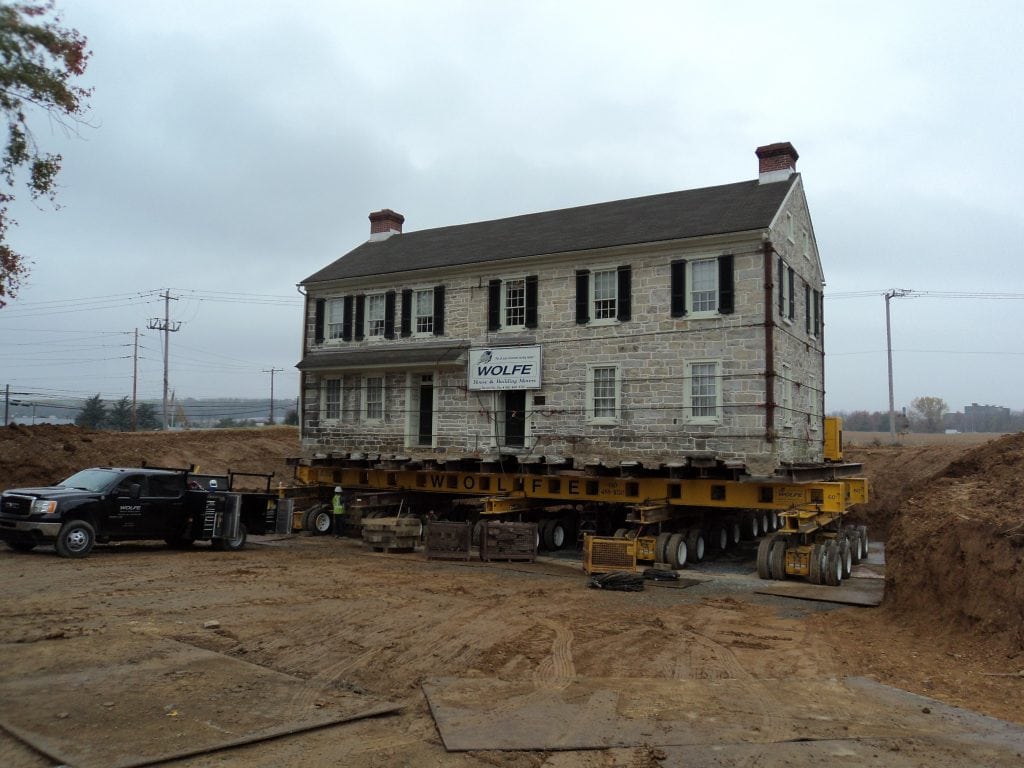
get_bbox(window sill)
[587,318,620,327]
[587,417,620,426]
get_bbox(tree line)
[73,394,299,430]
[834,395,1024,434]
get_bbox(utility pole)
[263,367,283,425]
[885,289,912,440]
[147,290,181,430]
[131,328,139,431]
[3,384,8,426]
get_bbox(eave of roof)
[297,341,470,371]
[302,176,796,284]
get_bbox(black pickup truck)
[0,466,290,558]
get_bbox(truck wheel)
[769,538,788,580]
[857,525,870,557]
[613,528,628,538]
[684,529,705,564]
[707,524,727,552]
[667,533,687,569]
[824,541,842,587]
[55,520,95,559]
[756,535,773,579]
[215,524,247,552]
[808,542,825,584]
[729,521,741,547]
[309,507,333,536]
[655,532,672,564]
[544,520,567,550]
[839,537,853,579]
[6,540,36,553]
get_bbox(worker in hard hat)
[332,486,346,537]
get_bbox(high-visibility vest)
[332,496,346,516]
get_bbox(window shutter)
[525,275,538,328]
[804,282,811,334]
[384,291,396,339]
[718,255,734,315]
[787,267,795,320]
[433,285,445,336]
[815,290,823,336]
[354,295,365,341]
[670,260,687,317]
[616,265,631,322]
[400,289,412,337]
[342,296,353,341]
[777,257,785,317]
[575,270,590,324]
[487,279,501,331]
[314,299,325,344]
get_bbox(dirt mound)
[0,424,301,490]
[884,432,1024,652]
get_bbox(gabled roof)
[303,176,797,284]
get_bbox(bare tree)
[910,396,948,433]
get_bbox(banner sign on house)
[468,346,542,390]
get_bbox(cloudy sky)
[1,0,1022,419]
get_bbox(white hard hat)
[208,479,218,489]
[334,486,343,493]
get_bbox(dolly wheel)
[756,535,774,580]
[769,538,788,580]
[667,533,688,570]
[808,542,825,584]
[655,532,672,564]
[824,541,843,587]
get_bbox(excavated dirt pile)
[884,432,1024,651]
[0,423,300,489]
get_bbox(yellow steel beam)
[293,465,867,513]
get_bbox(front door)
[503,390,526,448]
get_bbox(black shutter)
[354,295,365,341]
[804,282,811,334]
[777,257,785,317]
[670,260,687,317]
[525,275,538,328]
[400,289,412,337]
[787,267,795,320]
[816,290,823,336]
[433,285,445,336]
[314,299,325,344]
[487,279,501,331]
[342,296,353,341]
[718,255,734,315]
[616,265,631,322]
[384,291,396,339]
[575,270,590,324]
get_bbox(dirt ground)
[1,425,1022,767]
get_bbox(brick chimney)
[368,208,404,241]
[755,142,798,184]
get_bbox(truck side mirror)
[129,483,142,500]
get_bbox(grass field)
[844,430,1005,447]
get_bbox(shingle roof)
[302,176,796,284]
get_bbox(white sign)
[467,346,542,391]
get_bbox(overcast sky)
[1,0,1022,418]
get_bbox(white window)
[321,377,342,421]
[586,365,620,424]
[685,361,721,423]
[415,289,434,334]
[503,278,526,327]
[781,364,793,427]
[786,212,795,242]
[592,269,617,320]
[326,299,345,340]
[366,294,386,338]
[690,259,718,314]
[363,376,384,420]
[802,229,810,260]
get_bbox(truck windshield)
[58,469,122,493]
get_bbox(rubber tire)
[55,520,95,559]
[839,537,853,579]
[310,507,334,536]
[769,511,779,532]
[756,535,774,579]
[848,528,864,564]
[6,540,37,552]
[684,529,705,564]
[667,533,688,570]
[759,513,770,536]
[214,523,247,552]
[769,538,788,580]
[707,524,727,552]
[824,541,842,587]
[613,528,629,538]
[808,542,825,585]
[539,519,554,550]
[729,521,742,547]
[655,532,673,564]
[857,524,870,557]
[743,514,759,540]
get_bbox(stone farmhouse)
[297,142,825,476]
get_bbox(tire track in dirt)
[533,617,576,690]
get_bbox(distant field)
[844,430,1005,447]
